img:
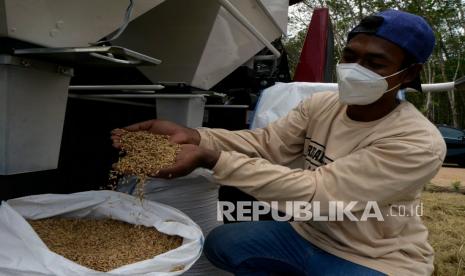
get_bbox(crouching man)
[112,10,445,276]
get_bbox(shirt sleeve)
[211,141,445,214]
[197,98,312,165]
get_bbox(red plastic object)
[293,8,331,82]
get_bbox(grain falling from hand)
[110,130,181,198]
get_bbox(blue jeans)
[204,221,385,276]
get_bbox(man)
[112,10,445,275]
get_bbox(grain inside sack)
[28,218,183,272]
[110,130,181,197]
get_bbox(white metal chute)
[114,0,289,90]
[218,0,281,58]
[257,0,290,34]
[0,0,165,47]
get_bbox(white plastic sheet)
[0,190,203,276]
[250,82,338,129]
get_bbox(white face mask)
[336,63,406,105]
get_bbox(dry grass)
[28,218,183,272]
[422,192,465,275]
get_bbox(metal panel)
[258,0,289,34]
[114,0,221,87]
[115,0,286,90]
[0,0,165,47]
[191,0,282,89]
[0,57,71,174]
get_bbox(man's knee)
[204,224,239,270]
[204,225,225,258]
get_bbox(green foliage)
[285,0,465,128]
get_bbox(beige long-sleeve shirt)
[198,91,446,276]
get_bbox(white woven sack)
[0,190,203,276]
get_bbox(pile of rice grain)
[28,218,183,272]
[110,130,181,196]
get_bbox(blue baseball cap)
[348,9,435,91]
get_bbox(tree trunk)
[438,36,459,128]
[358,0,363,20]
[425,92,434,121]
[447,91,459,128]
[423,61,435,121]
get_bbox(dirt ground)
[431,166,465,187]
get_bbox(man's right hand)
[110,119,201,149]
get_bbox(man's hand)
[110,119,201,149]
[153,144,220,179]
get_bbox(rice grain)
[28,218,183,272]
